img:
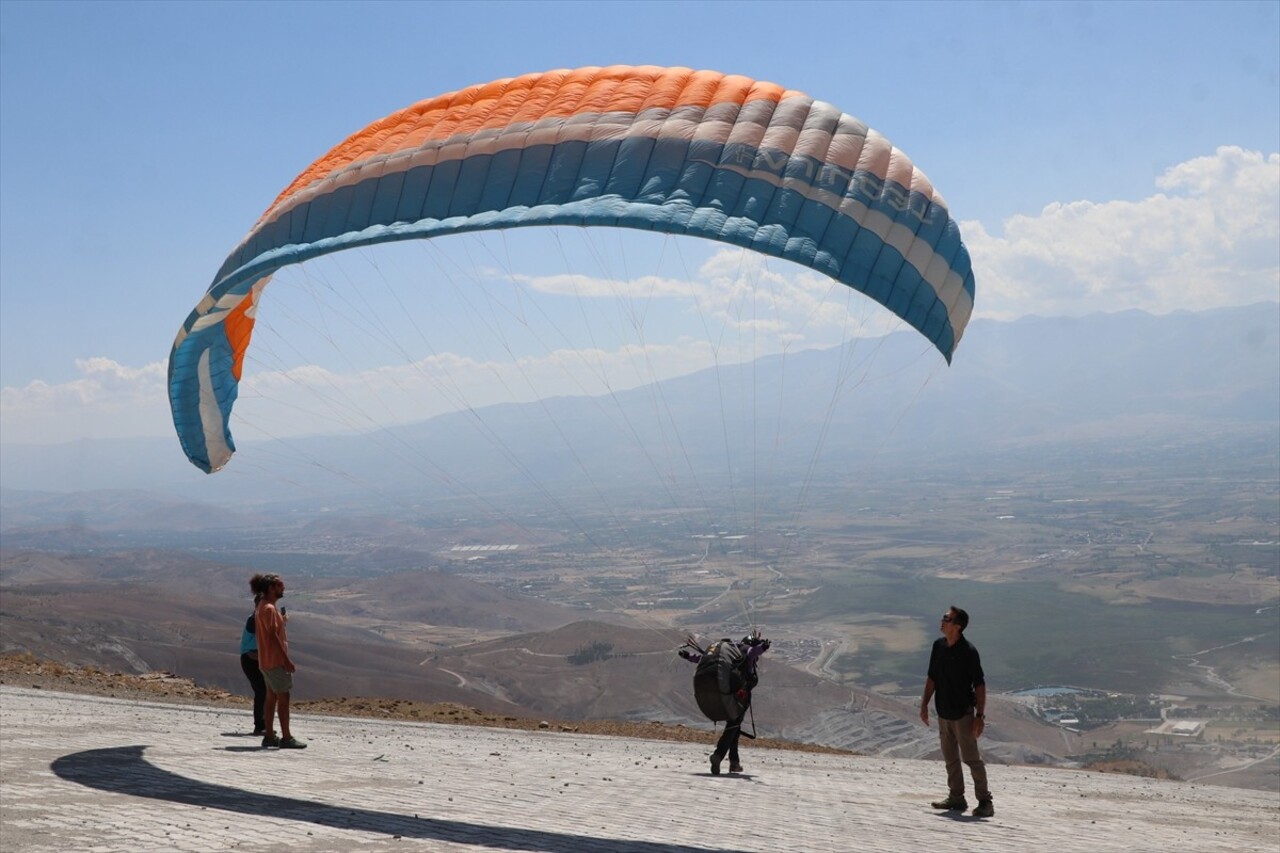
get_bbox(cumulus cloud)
[965,146,1280,320]
[0,358,169,444]
[511,246,906,356]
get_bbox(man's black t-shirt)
[927,635,985,720]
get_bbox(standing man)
[919,606,991,817]
[252,573,307,749]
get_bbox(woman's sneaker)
[279,737,308,749]
[261,733,281,748]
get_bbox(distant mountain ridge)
[1,303,1275,504]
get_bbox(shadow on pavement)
[53,745,745,853]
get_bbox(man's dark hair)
[950,606,970,631]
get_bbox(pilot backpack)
[693,639,748,722]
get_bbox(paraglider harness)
[682,633,767,740]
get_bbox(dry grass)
[0,652,850,755]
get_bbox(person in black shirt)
[919,606,993,817]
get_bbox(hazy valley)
[2,306,1277,791]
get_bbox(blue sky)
[1,0,1277,448]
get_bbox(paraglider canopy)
[168,65,975,473]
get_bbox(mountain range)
[2,303,1275,786]
[1,303,1276,508]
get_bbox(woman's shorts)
[261,666,293,694]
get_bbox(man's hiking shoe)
[729,762,744,773]
[279,737,307,749]
[261,734,281,748]
[931,796,968,811]
[710,753,723,775]
[972,800,994,818]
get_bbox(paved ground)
[2,686,1276,852]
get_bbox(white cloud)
[510,247,906,355]
[965,146,1280,320]
[0,358,169,444]
[232,340,726,440]
[511,271,699,300]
